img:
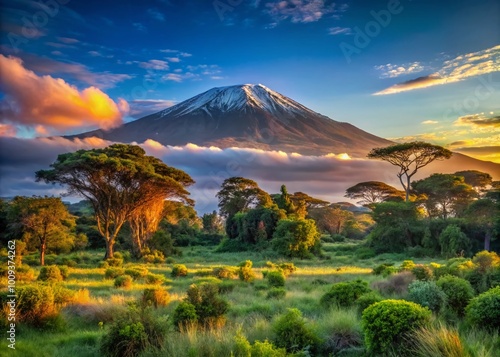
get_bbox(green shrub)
[37,265,63,282]
[213,266,237,279]
[173,302,198,330]
[401,260,416,271]
[141,249,166,264]
[124,267,148,280]
[407,280,447,314]
[464,269,489,294]
[114,275,133,289]
[373,263,396,276]
[106,257,123,267]
[141,288,170,308]
[412,264,433,281]
[58,265,69,280]
[272,308,319,353]
[272,219,321,258]
[100,307,167,357]
[267,270,286,288]
[466,286,500,331]
[16,284,57,327]
[252,340,287,357]
[372,271,415,296]
[52,285,76,304]
[238,260,256,282]
[185,283,229,328]
[279,262,297,276]
[267,288,286,299]
[171,264,188,277]
[439,224,471,257]
[219,280,236,294]
[321,279,371,308]
[145,273,166,285]
[356,292,383,314]
[362,299,432,355]
[472,250,500,273]
[98,261,109,269]
[104,267,125,279]
[436,275,475,316]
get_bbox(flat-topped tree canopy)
[35,144,194,259]
[368,141,452,202]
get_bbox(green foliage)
[142,288,170,308]
[251,340,287,357]
[321,279,371,308]
[272,218,321,258]
[52,284,76,304]
[173,302,198,330]
[141,249,166,264]
[124,267,148,280]
[266,270,286,288]
[473,250,500,272]
[106,257,123,267]
[114,275,133,289]
[213,266,238,279]
[356,292,384,314]
[466,286,500,331]
[145,273,166,285]
[16,284,57,327]
[411,323,469,357]
[372,263,397,277]
[411,264,433,281]
[407,280,447,313]
[272,308,319,353]
[436,275,475,316]
[184,283,229,328]
[238,260,256,282]
[105,267,125,279]
[278,262,297,276]
[371,271,415,296]
[401,260,416,271]
[439,224,471,257]
[37,265,63,282]
[148,231,179,258]
[100,306,167,357]
[171,264,188,277]
[361,299,432,354]
[267,287,287,300]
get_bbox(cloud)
[57,37,80,44]
[454,114,500,128]
[421,120,438,125]
[147,8,165,21]
[133,22,147,32]
[374,45,500,95]
[0,55,128,136]
[448,145,500,163]
[139,59,170,70]
[375,62,425,79]
[264,0,336,24]
[128,99,176,118]
[0,124,17,137]
[160,49,192,57]
[328,26,352,35]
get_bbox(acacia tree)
[216,177,272,218]
[128,198,165,258]
[454,170,493,195]
[8,196,75,265]
[345,181,405,207]
[36,144,194,259]
[367,142,452,202]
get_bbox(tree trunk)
[40,242,46,266]
[484,231,491,251]
[104,240,115,260]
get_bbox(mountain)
[75,84,392,157]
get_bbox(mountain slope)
[75,84,392,157]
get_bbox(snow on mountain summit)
[159,84,318,118]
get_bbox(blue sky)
[0,0,499,208]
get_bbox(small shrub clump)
[266,270,286,288]
[15,284,58,327]
[372,271,415,296]
[272,308,319,353]
[362,299,432,355]
[106,257,123,267]
[373,263,397,277]
[238,260,256,282]
[105,267,125,279]
[37,265,63,282]
[213,266,237,279]
[436,275,475,316]
[320,279,371,308]
[124,267,148,280]
[142,288,170,308]
[465,286,500,331]
[267,287,287,300]
[407,280,447,314]
[145,273,166,285]
[356,291,383,314]
[171,264,188,278]
[114,275,133,289]
[173,302,198,330]
[411,264,433,281]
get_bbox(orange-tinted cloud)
[0,55,128,135]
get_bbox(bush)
[185,283,229,328]
[272,308,319,353]
[362,299,432,355]
[372,271,415,296]
[373,263,396,276]
[213,266,237,279]
[114,275,133,289]
[252,340,287,357]
[171,264,188,278]
[267,270,286,288]
[105,267,125,279]
[267,288,286,300]
[37,265,63,282]
[219,280,236,294]
[400,260,416,271]
[411,264,433,281]
[52,285,76,304]
[356,292,383,314]
[278,262,297,276]
[466,286,500,331]
[320,279,371,308]
[145,273,166,285]
[16,265,36,282]
[98,261,109,269]
[173,302,198,330]
[100,307,167,357]
[473,250,500,273]
[436,275,475,316]
[124,267,148,280]
[106,257,123,267]
[439,224,471,257]
[141,249,166,264]
[272,219,321,258]
[238,260,256,282]
[16,284,57,327]
[58,265,70,280]
[141,288,170,308]
[407,280,447,314]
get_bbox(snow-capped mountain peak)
[159,84,318,118]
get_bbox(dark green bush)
[145,273,166,285]
[267,287,286,299]
[272,308,319,353]
[412,265,433,281]
[362,299,432,355]
[372,263,397,277]
[100,307,167,357]
[320,279,371,307]
[37,265,63,282]
[185,283,229,328]
[466,286,500,331]
[464,269,489,294]
[238,260,255,282]
[171,264,188,277]
[407,280,447,314]
[218,280,236,294]
[106,257,123,267]
[267,270,286,288]
[439,224,471,257]
[104,267,125,279]
[173,302,198,330]
[142,288,170,308]
[356,292,383,314]
[114,275,133,289]
[252,340,287,357]
[436,275,475,316]
[16,285,57,327]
